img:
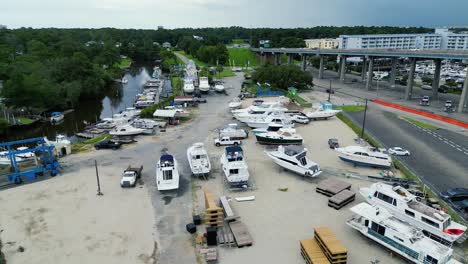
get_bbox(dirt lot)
[0,152,156,264]
[193,105,406,264]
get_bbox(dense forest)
[0,26,431,112]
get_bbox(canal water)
[1,66,170,142]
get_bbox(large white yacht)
[265,145,321,177]
[187,143,211,176]
[305,102,341,120]
[220,146,249,187]
[156,154,180,191]
[234,104,289,123]
[109,124,145,136]
[335,145,392,168]
[255,128,303,145]
[199,76,210,92]
[347,203,462,264]
[252,122,294,135]
[218,123,248,139]
[360,183,466,246]
[244,112,293,128]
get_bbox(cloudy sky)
[1,0,468,29]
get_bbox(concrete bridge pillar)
[366,57,374,90]
[274,54,280,66]
[301,54,307,71]
[405,58,417,100]
[318,55,325,79]
[337,56,343,77]
[458,69,468,113]
[389,57,398,87]
[432,59,442,98]
[361,57,367,81]
[339,56,347,82]
[287,54,293,65]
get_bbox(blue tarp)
[160,154,174,163]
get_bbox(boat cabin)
[226,146,244,162]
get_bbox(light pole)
[95,160,103,196]
[361,99,368,139]
[328,80,332,102]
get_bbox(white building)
[339,28,468,51]
[162,42,171,49]
[304,38,339,49]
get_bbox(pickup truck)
[214,137,241,147]
[120,165,143,187]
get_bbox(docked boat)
[228,98,242,109]
[109,124,145,136]
[131,118,159,129]
[265,145,321,177]
[50,112,64,123]
[199,77,210,92]
[220,146,250,186]
[347,203,462,264]
[113,108,141,119]
[252,122,294,135]
[244,112,293,128]
[218,123,248,139]
[121,78,128,84]
[183,79,195,94]
[255,128,303,145]
[155,154,180,191]
[305,102,341,120]
[187,143,211,176]
[360,182,467,246]
[214,82,225,93]
[95,118,129,130]
[335,145,392,168]
[134,100,155,109]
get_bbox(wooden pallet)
[300,239,331,264]
[316,179,351,197]
[328,190,355,210]
[314,227,347,264]
[229,221,253,248]
[218,226,236,247]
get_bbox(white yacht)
[218,123,248,139]
[244,112,293,128]
[15,147,35,159]
[234,105,289,123]
[214,82,225,93]
[199,77,210,92]
[335,145,392,168]
[187,143,211,176]
[131,118,159,129]
[156,154,180,191]
[96,117,129,129]
[109,124,145,136]
[50,112,64,123]
[265,145,321,177]
[252,122,294,135]
[220,146,249,186]
[183,79,195,94]
[231,100,287,115]
[113,108,141,119]
[255,128,303,145]
[305,108,341,120]
[228,98,242,109]
[360,183,467,246]
[347,203,462,264]
[0,154,24,165]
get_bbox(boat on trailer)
[265,145,321,177]
[335,145,392,168]
[220,146,249,187]
[187,143,211,177]
[255,128,303,145]
[347,203,462,264]
[156,154,180,191]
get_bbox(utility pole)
[328,80,332,102]
[95,160,103,196]
[361,99,368,139]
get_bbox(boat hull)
[255,135,302,145]
[266,152,321,177]
[338,155,391,168]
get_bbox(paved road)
[347,104,468,195]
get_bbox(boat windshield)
[227,152,243,162]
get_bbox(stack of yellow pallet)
[300,239,330,264]
[204,190,223,227]
[314,227,347,264]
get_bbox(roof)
[153,109,177,118]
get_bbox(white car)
[292,115,310,124]
[388,147,410,156]
[214,137,241,147]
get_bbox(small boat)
[255,128,303,145]
[134,100,155,109]
[109,124,145,136]
[218,123,248,139]
[347,203,462,264]
[131,118,159,129]
[335,145,392,168]
[220,146,250,187]
[214,82,225,93]
[187,143,211,176]
[228,98,242,109]
[360,182,467,246]
[156,154,180,191]
[305,102,341,120]
[183,79,195,94]
[15,147,35,159]
[265,145,321,177]
[113,108,141,119]
[121,78,128,84]
[50,112,64,123]
[199,77,210,92]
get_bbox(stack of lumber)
[204,190,223,227]
[314,227,347,264]
[328,190,355,210]
[300,239,331,264]
[316,179,351,197]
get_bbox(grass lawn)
[17,117,34,125]
[227,48,259,67]
[116,57,132,68]
[71,135,111,153]
[402,117,439,130]
[215,68,236,78]
[171,76,182,95]
[337,105,365,112]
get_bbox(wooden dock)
[328,190,355,210]
[314,227,347,264]
[316,179,351,197]
[300,239,331,264]
[229,221,253,248]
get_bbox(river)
[1,65,168,142]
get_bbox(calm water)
[1,66,165,142]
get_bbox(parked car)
[421,84,432,90]
[292,114,310,124]
[94,140,121,150]
[420,96,430,106]
[328,138,339,149]
[214,137,241,147]
[453,199,468,213]
[440,188,468,201]
[438,85,449,93]
[120,165,143,187]
[388,147,411,156]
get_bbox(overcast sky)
[1,0,468,29]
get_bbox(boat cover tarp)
[160,154,174,163]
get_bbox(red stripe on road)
[372,99,468,129]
